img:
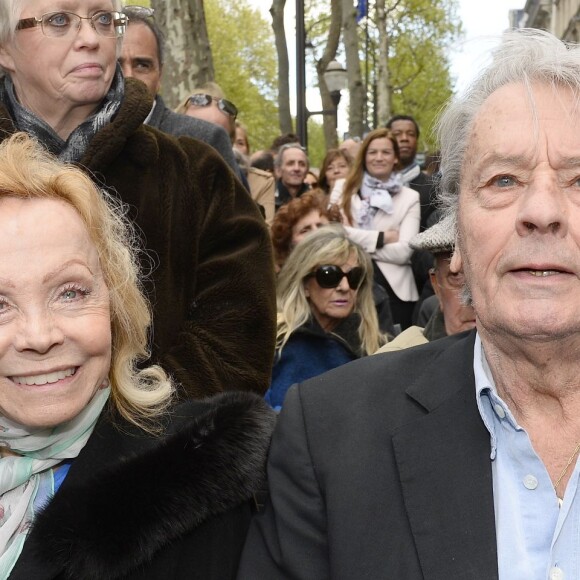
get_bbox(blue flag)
[356,0,368,22]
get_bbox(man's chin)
[399,154,416,166]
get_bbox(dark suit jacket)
[148,95,239,172]
[238,330,499,579]
[409,170,436,231]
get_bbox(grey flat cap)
[409,213,455,254]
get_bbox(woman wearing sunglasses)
[265,226,386,410]
[330,128,420,330]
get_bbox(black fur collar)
[24,392,276,580]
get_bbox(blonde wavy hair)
[276,225,386,356]
[0,133,173,429]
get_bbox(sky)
[246,0,526,124]
[452,0,524,94]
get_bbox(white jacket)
[330,178,420,302]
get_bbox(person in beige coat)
[330,128,420,328]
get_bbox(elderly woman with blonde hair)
[0,134,274,580]
[265,226,386,409]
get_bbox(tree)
[150,0,215,107]
[271,0,294,135]
[374,0,462,148]
[204,0,279,151]
[341,0,366,139]
[302,0,460,152]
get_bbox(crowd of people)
[0,1,575,577]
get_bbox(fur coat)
[0,79,276,400]
[9,392,276,580]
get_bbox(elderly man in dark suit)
[238,29,580,579]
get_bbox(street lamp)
[300,60,348,150]
[323,60,348,109]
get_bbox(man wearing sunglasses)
[118,7,239,174]
[181,90,238,140]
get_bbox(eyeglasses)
[307,265,364,290]
[187,94,238,119]
[16,11,128,38]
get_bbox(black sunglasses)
[188,94,238,119]
[308,265,364,290]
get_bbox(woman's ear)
[0,46,15,73]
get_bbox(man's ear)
[450,242,462,274]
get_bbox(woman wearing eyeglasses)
[330,128,420,331]
[265,226,386,410]
[0,1,276,401]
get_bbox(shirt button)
[523,474,538,490]
[494,404,506,419]
[549,567,564,580]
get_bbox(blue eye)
[46,12,71,27]
[95,12,113,25]
[60,286,90,302]
[493,175,516,187]
[62,289,78,301]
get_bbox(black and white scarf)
[0,66,124,163]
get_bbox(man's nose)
[120,61,132,78]
[515,175,568,237]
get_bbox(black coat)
[238,330,498,579]
[10,392,276,580]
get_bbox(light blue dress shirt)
[474,334,580,580]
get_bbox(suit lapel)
[392,333,498,580]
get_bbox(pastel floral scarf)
[0,387,110,578]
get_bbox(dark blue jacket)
[265,316,362,410]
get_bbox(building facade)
[513,0,580,41]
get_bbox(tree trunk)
[152,0,215,108]
[341,0,365,138]
[375,0,391,125]
[271,0,293,135]
[316,0,342,149]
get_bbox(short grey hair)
[437,29,580,226]
[275,142,309,170]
